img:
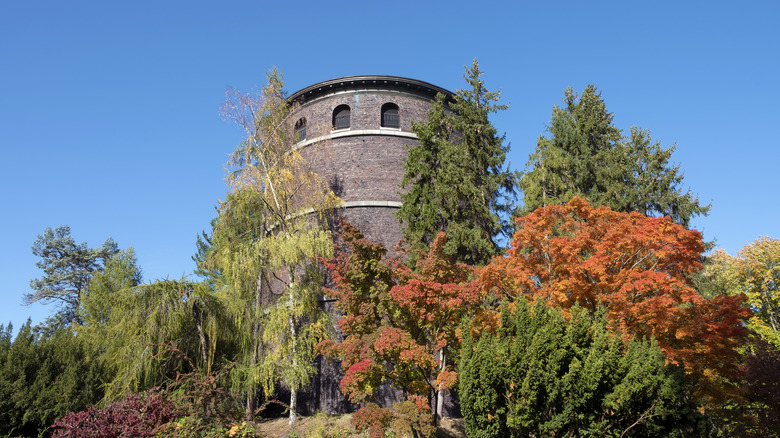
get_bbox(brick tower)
[287,76,453,413]
[289,76,452,252]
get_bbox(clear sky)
[1,1,778,333]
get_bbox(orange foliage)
[479,197,750,400]
[318,221,480,421]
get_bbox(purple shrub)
[51,388,180,437]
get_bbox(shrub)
[459,300,707,437]
[51,388,180,437]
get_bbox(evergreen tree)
[459,300,706,437]
[398,59,517,265]
[0,321,107,436]
[26,226,119,325]
[519,85,709,227]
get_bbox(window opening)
[295,118,307,142]
[333,105,351,130]
[381,103,400,128]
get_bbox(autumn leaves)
[318,198,752,436]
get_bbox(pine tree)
[26,226,119,325]
[398,59,517,265]
[519,85,709,227]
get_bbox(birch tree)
[215,68,339,424]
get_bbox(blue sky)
[1,1,778,332]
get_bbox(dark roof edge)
[288,75,454,104]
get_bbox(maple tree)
[318,220,480,436]
[479,197,750,402]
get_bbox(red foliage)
[351,397,436,438]
[318,220,481,418]
[51,388,180,438]
[479,197,751,400]
[352,404,394,438]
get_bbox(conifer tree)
[0,321,107,436]
[459,299,705,437]
[519,85,708,227]
[398,60,517,265]
[26,226,119,325]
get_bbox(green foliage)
[92,279,229,401]
[698,237,780,349]
[398,59,517,265]
[27,225,119,325]
[519,85,709,227]
[459,300,706,437]
[79,248,142,333]
[0,321,107,437]
[210,68,339,423]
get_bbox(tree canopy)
[479,197,750,403]
[519,85,709,227]
[26,226,118,326]
[207,68,340,424]
[698,237,780,349]
[398,59,517,265]
[318,220,480,437]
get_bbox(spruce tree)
[519,85,709,227]
[398,59,517,265]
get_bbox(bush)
[51,388,180,437]
[459,299,707,437]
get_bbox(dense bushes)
[459,300,706,437]
[0,321,106,437]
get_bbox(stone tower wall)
[287,76,453,414]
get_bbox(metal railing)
[295,126,307,142]
[334,113,350,130]
[382,113,400,128]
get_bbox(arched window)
[333,105,351,130]
[381,103,400,128]
[295,117,307,142]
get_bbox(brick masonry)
[287,76,455,414]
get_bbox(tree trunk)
[288,278,298,426]
[289,387,297,425]
[435,349,447,424]
[193,305,210,374]
[246,319,259,422]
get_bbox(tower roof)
[288,75,453,104]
